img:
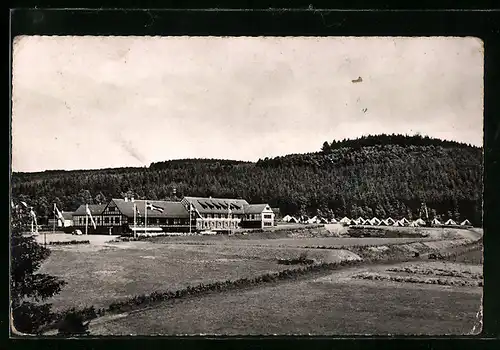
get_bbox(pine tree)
[11,204,66,334]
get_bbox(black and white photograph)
[10,35,483,336]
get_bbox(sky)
[11,36,483,173]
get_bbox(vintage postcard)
[10,36,483,336]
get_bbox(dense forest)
[11,134,483,225]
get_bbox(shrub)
[48,240,90,246]
[57,309,90,336]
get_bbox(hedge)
[48,240,91,246]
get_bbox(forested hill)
[11,134,483,225]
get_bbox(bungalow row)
[282,215,473,227]
[71,196,275,235]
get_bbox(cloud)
[11,36,483,172]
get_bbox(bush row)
[386,266,483,280]
[353,272,482,287]
[48,240,91,246]
[276,256,315,265]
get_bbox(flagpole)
[133,202,137,238]
[53,203,56,235]
[85,204,88,235]
[144,201,147,235]
[30,208,34,234]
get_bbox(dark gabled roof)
[61,212,74,220]
[73,204,106,216]
[183,197,249,215]
[111,199,189,218]
[244,204,271,214]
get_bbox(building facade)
[72,204,106,234]
[181,196,275,231]
[70,196,275,234]
[48,211,74,228]
[242,204,275,228]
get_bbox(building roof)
[245,204,271,214]
[74,204,107,216]
[182,196,250,215]
[111,199,189,218]
[62,212,74,220]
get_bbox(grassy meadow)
[90,261,482,335]
[38,225,482,335]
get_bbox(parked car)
[72,229,83,235]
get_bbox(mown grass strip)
[352,272,482,287]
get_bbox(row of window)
[135,218,189,225]
[202,213,242,219]
[200,213,273,220]
[75,214,273,226]
[76,216,192,226]
[76,216,120,225]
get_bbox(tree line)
[11,134,483,226]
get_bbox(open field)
[38,225,482,335]
[90,259,482,335]
[38,241,359,312]
[149,236,440,248]
[33,233,119,245]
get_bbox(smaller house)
[355,217,366,225]
[282,215,292,222]
[460,219,472,226]
[48,211,74,228]
[319,217,329,224]
[385,218,396,226]
[242,204,275,229]
[307,216,321,224]
[339,217,352,225]
[73,204,107,234]
[393,220,403,227]
[444,219,457,226]
[414,218,426,226]
[330,218,338,224]
[431,218,442,226]
[398,218,410,226]
[288,216,299,224]
[369,217,381,226]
